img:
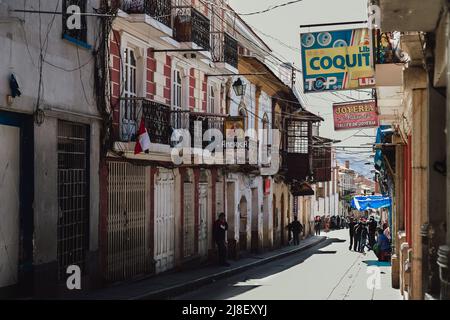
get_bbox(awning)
[351,195,392,211]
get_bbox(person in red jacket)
[213,213,230,266]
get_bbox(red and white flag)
[134,118,151,154]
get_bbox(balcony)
[312,136,332,182]
[174,7,210,51]
[120,98,172,145]
[118,0,172,36]
[284,119,312,182]
[211,32,238,70]
[118,98,227,161]
[171,110,225,149]
[374,32,406,87]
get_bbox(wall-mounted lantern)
[232,78,246,97]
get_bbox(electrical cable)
[235,0,304,16]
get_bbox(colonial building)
[373,0,450,300]
[0,0,324,298]
[0,0,102,297]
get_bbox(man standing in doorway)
[291,216,303,245]
[213,213,230,267]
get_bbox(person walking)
[286,222,293,245]
[213,213,230,266]
[368,216,377,250]
[336,215,341,230]
[348,217,356,251]
[314,216,321,235]
[359,221,369,253]
[353,220,362,251]
[291,216,303,245]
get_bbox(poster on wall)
[300,28,375,92]
[333,100,379,131]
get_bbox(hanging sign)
[264,178,271,196]
[300,28,375,92]
[333,100,379,131]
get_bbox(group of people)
[213,213,306,267]
[313,215,349,235]
[213,212,392,267]
[348,216,391,261]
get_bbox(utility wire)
[236,0,304,16]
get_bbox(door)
[183,179,195,258]
[239,196,248,252]
[263,196,270,249]
[106,162,150,282]
[57,121,89,281]
[0,124,20,289]
[154,170,175,274]
[198,183,208,257]
[251,188,259,253]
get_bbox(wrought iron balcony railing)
[211,32,238,68]
[171,110,225,148]
[174,7,210,50]
[120,98,225,148]
[120,0,172,28]
[120,98,172,145]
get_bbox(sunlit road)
[174,229,402,300]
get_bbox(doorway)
[239,196,248,253]
[251,189,259,253]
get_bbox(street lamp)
[232,78,246,96]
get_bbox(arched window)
[262,113,269,146]
[238,103,248,130]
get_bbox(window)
[239,105,247,130]
[287,120,309,154]
[262,113,269,146]
[173,69,183,110]
[121,47,138,141]
[208,84,215,114]
[62,0,88,45]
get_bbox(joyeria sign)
[333,100,379,131]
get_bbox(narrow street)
[175,229,402,300]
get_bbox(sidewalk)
[76,235,326,300]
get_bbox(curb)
[131,236,328,300]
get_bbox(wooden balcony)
[174,7,210,50]
[284,119,312,182]
[312,136,332,182]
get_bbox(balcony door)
[121,47,138,141]
[172,68,189,131]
